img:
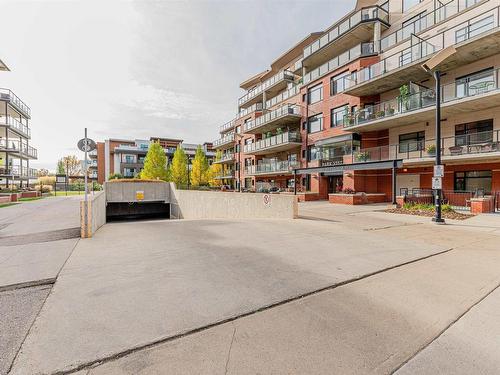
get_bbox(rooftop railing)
[0,88,31,118]
[245,160,299,175]
[303,42,375,85]
[238,70,295,107]
[213,133,235,148]
[244,104,301,133]
[303,6,388,59]
[219,119,236,133]
[344,67,500,128]
[0,115,31,138]
[343,7,499,90]
[244,131,301,153]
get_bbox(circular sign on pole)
[77,138,96,152]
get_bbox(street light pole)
[432,71,445,224]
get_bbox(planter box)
[282,192,321,202]
[470,196,494,214]
[20,191,41,198]
[329,193,386,205]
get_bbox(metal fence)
[399,188,489,211]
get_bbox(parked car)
[269,186,280,194]
[220,185,231,191]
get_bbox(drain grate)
[0,227,81,246]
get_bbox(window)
[236,126,241,134]
[455,68,494,98]
[454,171,492,193]
[331,106,348,127]
[456,15,494,43]
[455,119,493,145]
[307,84,323,104]
[307,146,320,161]
[307,113,323,133]
[331,71,352,95]
[399,131,425,153]
[403,0,422,12]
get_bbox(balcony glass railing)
[213,133,235,147]
[245,160,299,175]
[380,0,482,51]
[219,119,236,133]
[0,139,37,158]
[0,88,31,117]
[236,103,264,119]
[0,166,37,177]
[345,67,500,128]
[0,115,31,138]
[266,85,300,108]
[217,152,235,163]
[303,6,388,59]
[344,7,499,90]
[244,104,301,133]
[214,170,235,179]
[303,42,375,85]
[244,131,301,153]
[238,70,295,106]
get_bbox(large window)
[307,113,323,133]
[399,131,425,153]
[454,171,492,193]
[307,146,320,161]
[403,0,422,12]
[307,84,323,104]
[331,105,348,127]
[455,68,494,98]
[331,71,352,95]
[455,119,493,145]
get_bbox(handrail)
[244,104,301,132]
[213,133,235,147]
[266,85,300,108]
[236,103,263,120]
[246,160,299,175]
[244,131,301,153]
[238,70,295,106]
[0,115,31,138]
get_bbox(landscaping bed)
[386,203,473,220]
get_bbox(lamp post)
[422,46,456,224]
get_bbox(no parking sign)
[263,194,271,207]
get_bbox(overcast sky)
[1,0,354,171]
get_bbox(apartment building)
[214,0,500,209]
[0,59,38,189]
[91,137,215,184]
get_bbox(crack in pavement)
[224,326,237,375]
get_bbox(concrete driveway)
[9,203,500,374]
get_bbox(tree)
[209,150,223,187]
[56,160,65,175]
[57,155,81,176]
[37,168,49,177]
[190,145,210,187]
[169,146,188,188]
[140,141,169,180]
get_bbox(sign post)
[77,129,96,237]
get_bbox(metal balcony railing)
[342,6,500,90]
[214,170,235,179]
[344,68,500,128]
[219,119,236,133]
[236,103,264,120]
[266,85,300,109]
[303,42,375,85]
[245,160,299,175]
[303,6,388,59]
[0,139,37,158]
[213,133,235,148]
[244,131,301,153]
[244,104,301,133]
[0,166,37,178]
[0,115,31,138]
[238,70,295,107]
[0,88,31,118]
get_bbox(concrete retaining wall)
[80,191,106,238]
[105,181,169,203]
[169,183,298,219]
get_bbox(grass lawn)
[0,202,19,208]
[49,191,88,196]
[18,197,44,202]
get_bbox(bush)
[403,202,454,213]
[109,173,124,180]
[35,184,53,193]
[342,188,356,194]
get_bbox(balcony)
[244,131,301,155]
[219,119,236,134]
[0,166,37,178]
[213,133,235,150]
[303,42,375,85]
[245,160,299,176]
[344,68,500,132]
[236,103,263,120]
[0,88,31,118]
[302,6,389,70]
[213,152,235,164]
[0,116,31,138]
[266,85,300,109]
[0,139,37,159]
[213,170,235,179]
[344,6,500,96]
[238,70,295,108]
[244,104,301,134]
